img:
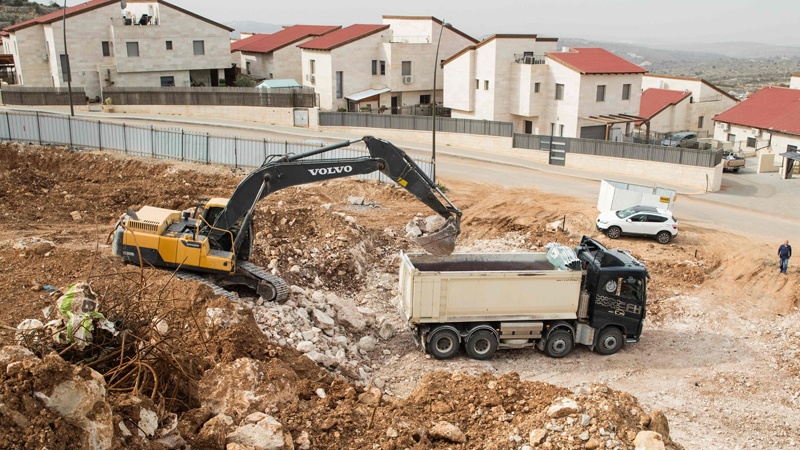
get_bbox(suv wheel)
[606,226,622,239]
[656,230,672,244]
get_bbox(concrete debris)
[429,421,466,443]
[547,397,580,418]
[226,415,284,450]
[634,431,666,450]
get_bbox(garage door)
[580,125,605,140]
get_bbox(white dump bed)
[399,252,582,324]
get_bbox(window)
[727,133,736,143]
[101,41,111,57]
[126,41,139,57]
[420,94,431,104]
[475,79,479,89]
[246,61,251,74]
[534,82,540,93]
[371,60,377,75]
[165,40,173,50]
[335,71,343,99]
[484,80,489,90]
[746,137,757,148]
[555,83,564,100]
[559,124,565,137]
[309,59,316,75]
[193,40,204,55]
[380,61,385,75]
[160,76,175,87]
[401,61,411,76]
[697,116,704,128]
[596,85,606,102]
[622,83,631,100]
[59,54,70,82]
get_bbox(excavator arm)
[209,136,461,256]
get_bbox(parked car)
[722,150,746,173]
[596,205,678,244]
[661,132,698,148]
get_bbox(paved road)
[4,106,798,244]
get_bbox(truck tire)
[732,168,740,173]
[656,231,672,244]
[595,327,624,355]
[465,330,498,360]
[606,226,622,239]
[429,328,460,359]
[544,330,573,358]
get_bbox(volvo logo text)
[308,166,353,176]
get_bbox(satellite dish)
[120,0,127,9]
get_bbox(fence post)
[122,123,127,154]
[36,111,42,145]
[150,125,155,157]
[284,140,288,156]
[181,129,184,161]
[263,138,267,162]
[98,120,102,150]
[5,112,11,141]
[234,136,238,169]
[206,132,210,164]
[68,114,73,148]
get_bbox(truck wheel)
[595,327,624,355]
[606,226,622,239]
[429,328,460,359]
[544,330,573,358]
[656,231,671,244]
[465,330,498,360]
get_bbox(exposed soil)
[0,142,798,449]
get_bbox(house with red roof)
[638,74,737,139]
[230,25,340,82]
[4,0,233,98]
[713,86,800,168]
[445,44,645,139]
[299,16,477,111]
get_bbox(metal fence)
[513,133,724,168]
[320,112,514,137]
[1,86,88,106]
[103,86,317,108]
[0,110,432,181]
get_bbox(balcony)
[514,54,546,65]
[111,15,160,27]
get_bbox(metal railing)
[513,133,723,168]
[320,112,513,137]
[514,54,547,65]
[103,86,317,108]
[0,110,432,181]
[1,86,87,106]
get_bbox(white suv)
[596,205,678,244]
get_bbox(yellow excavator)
[111,136,461,302]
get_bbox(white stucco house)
[444,41,646,139]
[4,0,233,99]
[298,16,477,112]
[230,25,340,82]
[637,74,738,137]
[790,73,800,90]
[713,86,800,163]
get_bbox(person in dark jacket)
[778,240,792,274]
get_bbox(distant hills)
[0,0,59,30]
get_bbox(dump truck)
[398,236,649,360]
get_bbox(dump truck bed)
[399,252,582,324]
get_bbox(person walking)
[778,240,792,274]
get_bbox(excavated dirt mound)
[1,142,798,449]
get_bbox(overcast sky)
[49,0,797,46]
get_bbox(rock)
[424,215,446,233]
[579,431,590,441]
[198,358,298,421]
[529,429,547,445]
[378,321,395,340]
[348,196,365,205]
[70,211,82,221]
[357,307,377,326]
[226,415,284,450]
[431,401,452,413]
[295,430,311,449]
[312,309,335,331]
[546,397,580,418]
[585,437,601,449]
[198,414,234,448]
[155,432,186,449]
[31,241,55,255]
[289,265,301,273]
[0,403,29,428]
[337,307,367,333]
[358,335,378,352]
[138,407,159,437]
[581,414,591,426]
[296,341,315,353]
[244,412,267,424]
[429,421,466,443]
[315,388,327,399]
[634,431,665,450]
[647,410,670,440]
[358,387,382,406]
[0,345,37,366]
[306,351,337,368]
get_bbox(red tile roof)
[231,25,340,53]
[5,0,232,32]
[546,47,646,75]
[638,88,691,119]
[714,86,800,136]
[299,24,389,51]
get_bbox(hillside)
[0,0,59,30]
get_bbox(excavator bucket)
[413,218,459,256]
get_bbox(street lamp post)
[431,20,449,183]
[62,0,74,116]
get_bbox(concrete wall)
[319,124,720,191]
[444,48,474,112]
[100,104,317,127]
[11,25,50,87]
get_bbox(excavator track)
[237,261,290,302]
[176,270,239,302]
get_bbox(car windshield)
[616,207,639,218]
